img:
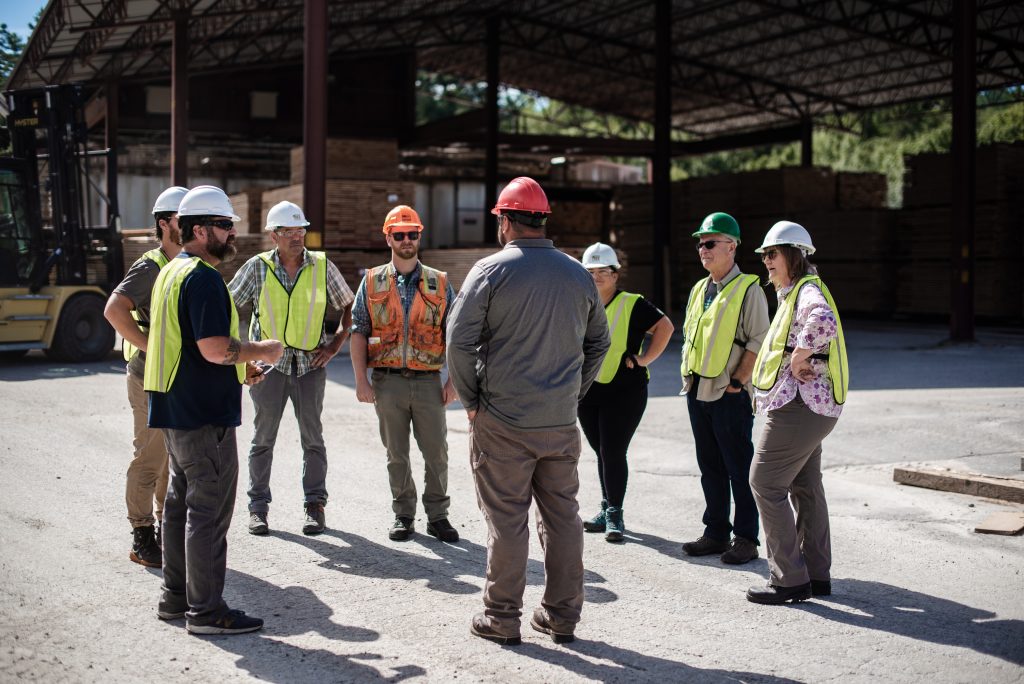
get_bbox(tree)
[1,23,26,85]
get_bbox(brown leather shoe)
[681,535,730,556]
[721,537,759,564]
[530,608,574,644]
[470,613,521,645]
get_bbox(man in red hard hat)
[447,177,610,645]
[350,205,461,543]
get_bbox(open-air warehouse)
[7,0,1024,332]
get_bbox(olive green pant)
[126,371,168,527]
[371,369,450,521]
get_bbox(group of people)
[104,174,847,641]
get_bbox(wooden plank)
[974,511,1024,535]
[893,467,1024,504]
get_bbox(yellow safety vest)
[752,275,849,404]
[123,248,170,362]
[596,291,649,384]
[254,250,328,351]
[144,256,245,393]
[680,274,760,379]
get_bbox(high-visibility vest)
[596,291,649,384]
[365,263,448,371]
[752,275,849,404]
[123,248,170,362]
[254,250,328,351]
[144,256,245,393]
[680,274,760,379]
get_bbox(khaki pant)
[470,409,584,637]
[750,395,837,587]
[126,371,168,527]
[372,370,450,521]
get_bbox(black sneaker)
[129,525,161,568]
[681,535,730,556]
[186,609,263,635]
[721,537,759,564]
[302,503,325,535]
[248,512,269,536]
[426,518,459,542]
[389,516,414,541]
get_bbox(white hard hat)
[265,201,310,231]
[152,186,189,214]
[756,221,816,256]
[581,242,621,270]
[176,185,241,222]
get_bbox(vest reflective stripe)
[144,256,245,393]
[254,251,328,352]
[751,276,849,404]
[596,292,645,384]
[366,263,448,371]
[680,274,759,379]
[123,248,170,362]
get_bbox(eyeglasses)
[274,228,307,238]
[588,267,615,277]
[761,249,780,260]
[697,239,728,251]
[390,231,421,242]
[202,220,234,231]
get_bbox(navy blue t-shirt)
[148,257,242,430]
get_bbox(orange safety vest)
[365,263,448,371]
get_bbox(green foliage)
[1,22,26,85]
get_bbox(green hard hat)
[693,212,741,243]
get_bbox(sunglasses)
[390,231,421,242]
[274,228,307,238]
[202,220,235,231]
[761,249,780,260]
[697,239,728,251]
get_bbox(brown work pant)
[750,395,838,588]
[126,371,168,528]
[470,409,584,637]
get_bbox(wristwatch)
[729,378,743,390]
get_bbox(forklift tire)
[45,294,115,362]
[0,349,29,361]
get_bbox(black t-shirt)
[581,290,665,404]
[148,259,242,430]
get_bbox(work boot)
[530,608,575,644]
[746,582,812,605]
[583,500,608,533]
[426,518,459,542]
[248,512,269,536]
[721,537,759,564]
[129,525,161,568]
[302,502,325,535]
[604,506,624,543]
[681,535,730,556]
[389,516,414,541]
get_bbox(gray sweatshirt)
[446,238,611,430]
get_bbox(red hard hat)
[491,176,551,215]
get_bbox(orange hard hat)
[491,176,551,215]
[382,205,423,234]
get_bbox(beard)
[207,230,237,262]
[394,242,418,260]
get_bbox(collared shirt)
[228,248,354,377]
[351,261,458,362]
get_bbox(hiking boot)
[248,512,269,536]
[302,503,325,535]
[746,582,812,605]
[583,500,608,533]
[721,537,759,564]
[389,516,415,541]
[129,525,161,568]
[530,608,575,644]
[811,579,832,596]
[470,613,521,645]
[604,506,624,543]
[186,609,264,635]
[681,535,730,556]
[427,518,459,542]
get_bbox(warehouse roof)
[8,0,1024,136]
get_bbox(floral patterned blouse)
[754,281,843,418]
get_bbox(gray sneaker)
[248,512,269,536]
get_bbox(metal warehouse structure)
[7,0,1024,338]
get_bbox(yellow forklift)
[0,84,122,361]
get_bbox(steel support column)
[105,80,119,225]
[484,14,500,244]
[800,118,813,167]
[950,0,976,341]
[652,0,671,311]
[303,0,328,249]
[170,13,188,186]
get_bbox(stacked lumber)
[120,235,270,283]
[903,144,1024,208]
[228,188,264,234]
[735,167,836,216]
[837,172,888,209]
[547,200,604,248]
[419,249,498,291]
[327,250,393,291]
[290,138,400,184]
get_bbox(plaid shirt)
[228,249,354,377]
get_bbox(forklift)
[0,83,122,361]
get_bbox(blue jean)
[686,385,759,542]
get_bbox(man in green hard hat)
[678,212,769,566]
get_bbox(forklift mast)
[5,84,122,291]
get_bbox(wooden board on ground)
[893,467,1024,504]
[974,511,1024,535]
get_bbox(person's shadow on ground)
[800,578,1024,666]
[625,529,771,575]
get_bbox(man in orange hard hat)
[447,177,610,645]
[350,205,460,543]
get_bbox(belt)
[375,368,439,378]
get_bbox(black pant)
[686,385,759,542]
[578,383,648,508]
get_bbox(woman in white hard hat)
[746,221,849,605]
[578,242,675,542]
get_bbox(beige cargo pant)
[126,371,168,527]
[470,409,584,637]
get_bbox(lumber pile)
[228,188,264,234]
[837,172,888,209]
[290,138,400,185]
[547,200,604,248]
